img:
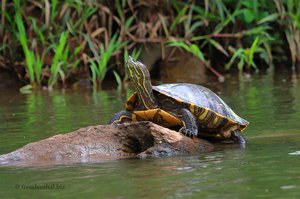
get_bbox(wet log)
[0,122,214,166]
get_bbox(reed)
[48,31,69,89]
[0,0,299,90]
[15,11,35,83]
[274,0,300,69]
[85,34,127,90]
[226,37,261,71]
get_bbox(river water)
[0,72,300,198]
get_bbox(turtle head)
[125,56,158,109]
[126,56,150,83]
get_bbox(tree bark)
[0,122,214,166]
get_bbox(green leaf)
[192,35,209,41]
[237,57,245,71]
[89,57,99,81]
[257,13,278,24]
[170,5,189,31]
[58,67,65,82]
[125,16,134,32]
[242,9,255,23]
[225,48,244,70]
[83,34,99,59]
[208,39,228,57]
[249,37,260,55]
[48,31,69,87]
[31,18,45,44]
[215,0,226,20]
[189,21,204,35]
[158,14,169,37]
[287,0,294,13]
[115,0,124,21]
[168,41,190,52]
[113,70,122,90]
[243,26,270,36]
[15,12,35,83]
[168,41,205,61]
[51,0,58,22]
[191,44,205,61]
[121,0,126,8]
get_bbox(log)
[0,122,214,166]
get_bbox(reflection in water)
[221,73,300,135]
[0,73,300,198]
[0,90,126,154]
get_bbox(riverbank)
[1,1,299,90]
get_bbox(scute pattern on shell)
[153,83,248,125]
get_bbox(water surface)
[0,73,300,198]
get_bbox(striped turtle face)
[125,56,158,109]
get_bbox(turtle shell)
[153,83,249,128]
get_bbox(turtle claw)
[111,122,122,126]
[179,127,198,137]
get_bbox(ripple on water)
[1,74,300,199]
[289,151,300,155]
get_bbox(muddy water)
[0,72,300,198]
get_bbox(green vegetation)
[85,34,127,90]
[225,37,261,72]
[0,0,299,89]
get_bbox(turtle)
[109,56,249,144]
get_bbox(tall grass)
[85,34,127,90]
[274,0,300,69]
[1,0,300,90]
[226,37,261,72]
[15,7,44,86]
[48,31,69,89]
[15,12,35,84]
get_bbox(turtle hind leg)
[179,108,198,137]
[109,110,132,124]
[230,130,246,145]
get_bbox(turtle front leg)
[109,110,133,124]
[179,108,198,137]
[230,130,246,145]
